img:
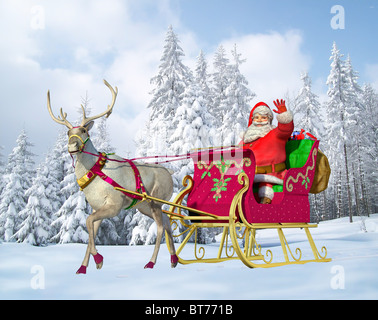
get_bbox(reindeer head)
[47,80,118,154]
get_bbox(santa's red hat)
[248,102,273,126]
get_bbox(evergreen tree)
[169,81,217,186]
[46,129,71,239]
[50,167,89,244]
[13,164,54,245]
[0,129,35,241]
[295,72,323,139]
[343,56,365,217]
[134,26,193,244]
[211,45,230,129]
[324,42,348,219]
[0,146,5,205]
[361,84,378,215]
[136,25,192,158]
[93,118,115,154]
[148,25,192,120]
[325,43,361,222]
[195,50,213,112]
[15,129,67,245]
[220,44,255,146]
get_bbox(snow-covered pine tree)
[93,118,115,154]
[343,56,366,218]
[44,129,70,240]
[361,84,378,216]
[137,25,192,159]
[211,45,230,131]
[50,166,89,244]
[0,146,5,201]
[295,72,326,221]
[195,50,213,115]
[13,164,56,245]
[324,42,346,219]
[325,42,356,222]
[295,72,324,139]
[220,44,255,146]
[15,129,68,245]
[0,129,35,241]
[169,81,217,187]
[129,211,154,245]
[133,26,193,244]
[149,26,192,118]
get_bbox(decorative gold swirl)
[194,227,205,260]
[232,222,245,240]
[223,228,235,258]
[286,148,317,192]
[251,241,273,264]
[319,246,328,259]
[197,157,251,172]
[197,161,214,171]
[171,223,194,238]
[171,220,179,233]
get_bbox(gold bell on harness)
[99,152,107,166]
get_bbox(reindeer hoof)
[144,261,155,269]
[76,265,87,274]
[171,254,179,268]
[93,253,103,269]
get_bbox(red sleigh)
[160,139,331,268]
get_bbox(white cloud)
[218,30,312,108]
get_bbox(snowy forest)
[0,26,377,246]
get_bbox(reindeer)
[47,80,178,274]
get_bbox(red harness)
[77,152,146,209]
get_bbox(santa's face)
[253,114,269,127]
[243,113,275,143]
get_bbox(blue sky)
[1,0,377,162]
[176,0,377,83]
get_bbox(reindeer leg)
[77,203,120,274]
[77,218,102,274]
[163,215,178,268]
[143,202,165,269]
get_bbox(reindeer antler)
[47,90,74,129]
[80,79,118,127]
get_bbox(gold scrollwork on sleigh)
[285,148,317,192]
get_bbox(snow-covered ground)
[1,214,378,300]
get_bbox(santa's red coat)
[240,113,294,182]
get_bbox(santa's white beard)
[243,122,275,143]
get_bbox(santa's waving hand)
[239,99,294,204]
[273,99,287,114]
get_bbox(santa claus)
[239,99,294,204]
